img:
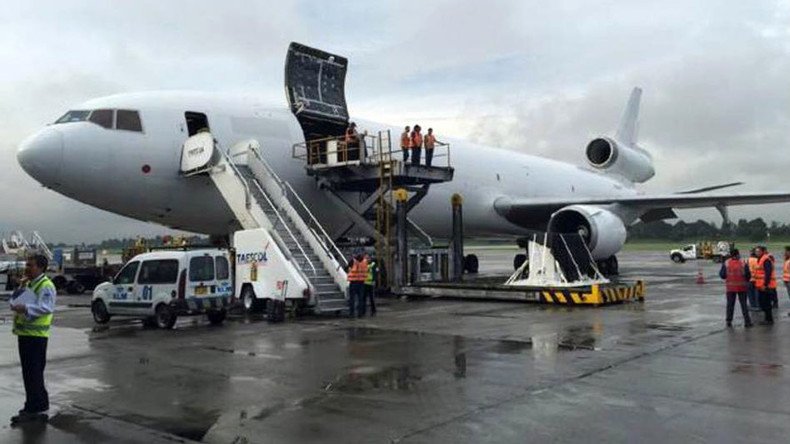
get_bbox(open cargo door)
[285,42,349,141]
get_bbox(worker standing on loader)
[410,125,423,166]
[9,254,56,425]
[754,246,777,325]
[719,249,753,328]
[400,126,411,163]
[347,251,368,318]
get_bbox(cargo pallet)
[398,280,645,306]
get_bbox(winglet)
[615,87,642,146]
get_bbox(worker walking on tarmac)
[400,126,411,163]
[411,125,423,166]
[719,249,753,328]
[747,249,760,310]
[9,254,56,425]
[347,251,368,318]
[754,246,777,325]
[363,254,378,316]
[424,128,443,167]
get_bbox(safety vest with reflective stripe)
[13,276,55,338]
[755,255,777,290]
[411,131,423,149]
[400,132,412,149]
[748,257,759,282]
[424,134,436,149]
[365,261,376,285]
[348,259,368,283]
[725,258,748,293]
[783,258,790,283]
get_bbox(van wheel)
[91,300,111,324]
[155,304,176,329]
[242,286,265,313]
[66,280,85,295]
[207,309,227,325]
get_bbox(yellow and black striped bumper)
[539,281,645,306]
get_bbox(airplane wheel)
[513,254,527,270]
[609,256,619,276]
[464,254,479,274]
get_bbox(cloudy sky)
[1,0,789,243]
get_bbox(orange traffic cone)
[696,269,705,284]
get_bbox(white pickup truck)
[670,241,733,264]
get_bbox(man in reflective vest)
[718,249,752,328]
[9,254,56,425]
[363,254,378,317]
[347,251,368,318]
[400,126,412,163]
[783,247,790,315]
[410,124,423,166]
[424,128,444,167]
[747,249,760,310]
[753,246,777,325]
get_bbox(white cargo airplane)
[15,43,790,273]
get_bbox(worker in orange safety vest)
[747,249,760,310]
[400,126,411,163]
[783,247,790,316]
[410,124,423,166]
[753,245,777,325]
[346,251,368,318]
[718,249,753,328]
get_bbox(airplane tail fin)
[615,87,641,146]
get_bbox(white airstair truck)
[180,132,349,321]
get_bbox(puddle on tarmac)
[49,412,112,442]
[645,323,691,332]
[731,362,783,376]
[325,364,421,393]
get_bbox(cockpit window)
[88,109,114,129]
[54,110,90,124]
[116,110,143,132]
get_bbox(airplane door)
[284,42,349,141]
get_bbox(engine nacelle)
[548,205,627,259]
[585,136,654,183]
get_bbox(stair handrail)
[248,146,348,268]
[248,177,317,276]
[217,145,251,209]
[31,231,53,261]
[283,181,348,269]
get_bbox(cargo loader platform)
[399,279,645,306]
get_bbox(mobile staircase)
[180,132,349,315]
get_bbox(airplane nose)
[17,127,63,187]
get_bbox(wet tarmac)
[1,250,788,443]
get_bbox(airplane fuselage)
[18,91,639,242]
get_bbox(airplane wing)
[494,192,790,225]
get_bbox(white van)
[91,249,233,328]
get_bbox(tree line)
[51,235,210,250]
[628,218,790,242]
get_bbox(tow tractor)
[670,241,733,264]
